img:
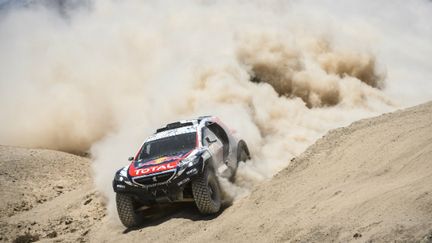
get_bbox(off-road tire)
[192,167,221,214]
[230,141,251,182]
[238,140,251,162]
[116,193,143,228]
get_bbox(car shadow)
[122,202,227,234]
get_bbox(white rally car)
[112,116,251,228]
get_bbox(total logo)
[132,161,178,176]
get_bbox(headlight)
[179,156,199,167]
[119,166,128,177]
[114,172,123,181]
[114,166,128,181]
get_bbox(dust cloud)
[1,0,432,214]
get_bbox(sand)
[0,147,105,242]
[1,102,432,242]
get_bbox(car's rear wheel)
[192,167,221,214]
[116,193,143,228]
[230,141,251,182]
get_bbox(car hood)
[128,151,191,177]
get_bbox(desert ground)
[1,102,432,243]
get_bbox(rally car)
[112,116,251,228]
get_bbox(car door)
[202,127,224,167]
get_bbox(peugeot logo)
[152,176,157,182]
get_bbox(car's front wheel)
[192,167,221,214]
[116,193,143,228]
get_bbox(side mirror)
[205,137,217,144]
[128,156,134,161]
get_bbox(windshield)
[138,132,197,161]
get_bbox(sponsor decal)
[153,155,182,165]
[177,178,190,186]
[147,127,197,142]
[138,154,184,167]
[131,161,178,176]
[186,168,198,175]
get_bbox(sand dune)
[1,102,432,242]
[0,147,105,242]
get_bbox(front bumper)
[113,159,204,203]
